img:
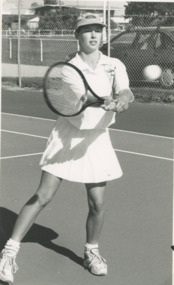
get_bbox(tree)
[125,2,174,26]
[39,7,80,31]
[31,2,39,8]
[44,0,62,5]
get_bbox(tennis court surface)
[1,88,174,285]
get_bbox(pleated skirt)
[40,118,123,183]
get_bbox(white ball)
[143,65,162,81]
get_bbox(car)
[100,26,174,88]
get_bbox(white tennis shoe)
[0,249,18,283]
[83,248,108,276]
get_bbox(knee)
[37,193,53,207]
[89,200,104,215]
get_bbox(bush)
[132,86,174,104]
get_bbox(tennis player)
[0,13,134,282]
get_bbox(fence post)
[77,40,79,51]
[9,38,12,59]
[40,39,43,62]
[17,0,22,87]
[102,0,107,44]
[107,0,111,57]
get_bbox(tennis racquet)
[43,62,113,117]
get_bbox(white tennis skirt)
[40,117,123,183]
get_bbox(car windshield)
[155,30,174,49]
[111,32,136,44]
[134,32,153,49]
[162,28,174,41]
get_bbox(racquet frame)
[43,62,105,117]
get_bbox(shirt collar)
[74,52,109,71]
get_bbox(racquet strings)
[45,63,87,116]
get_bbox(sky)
[3,0,128,13]
[3,0,172,15]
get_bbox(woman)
[0,13,134,282]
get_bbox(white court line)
[110,127,174,140]
[0,152,43,160]
[2,112,56,122]
[1,129,173,161]
[1,129,48,140]
[2,112,173,140]
[115,148,174,162]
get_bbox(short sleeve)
[113,59,130,93]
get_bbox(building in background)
[2,2,128,32]
[33,4,128,31]
[34,5,115,17]
[27,17,40,29]
[111,16,130,31]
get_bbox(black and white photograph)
[1,0,174,284]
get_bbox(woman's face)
[76,24,103,53]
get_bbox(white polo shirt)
[64,52,131,130]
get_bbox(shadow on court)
[0,207,83,268]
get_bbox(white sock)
[5,239,20,257]
[85,243,99,251]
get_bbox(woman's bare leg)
[11,171,62,242]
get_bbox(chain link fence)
[2,37,78,65]
[1,14,174,102]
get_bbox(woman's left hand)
[113,97,129,113]
[101,89,133,113]
[114,89,134,113]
